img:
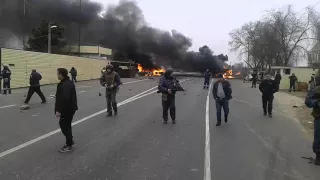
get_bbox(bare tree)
[266,5,319,65]
[229,4,320,69]
[229,22,261,70]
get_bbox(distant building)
[62,46,112,60]
[270,66,316,90]
[308,42,320,69]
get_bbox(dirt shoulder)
[274,90,314,134]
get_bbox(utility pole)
[48,21,52,54]
[22,0,28,49]
[78,0,82,56]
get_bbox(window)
[283,68,291,75]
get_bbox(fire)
[223,69,234,79]
[138,64,143,72]
[137,64,165,76]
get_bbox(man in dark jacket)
[274,72,282,92]
[24,69,46,104]
[158,68,178,124]
[289,73,298,92]
[100,64,121,117]
[1,65,12,94]
[305,70,320,166]
[212,74,232,126]
[203,69,211,89]
[69,67,77,83]
[259,74,277,117]
[251,70,258,88]
[55,68,78,153]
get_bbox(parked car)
[243,74,253,82]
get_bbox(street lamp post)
[48,22,57,54]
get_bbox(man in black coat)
[275,72,282,92]
[212,74,232,126]
[259,74,277,117]
[55,68,78,153]
[69,67,78,83]
[251,70,258,88]
[24,69,46,104]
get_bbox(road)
[0,77,319,180]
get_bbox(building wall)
[63,46,112,56]
[1,48,109,88]
[275,67,316,90]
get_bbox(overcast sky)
[93,0,320,65]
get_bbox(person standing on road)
[212,73,232,126]
[158,68,177,124]
[289,73,298,92]
[275,72,282,92]
[1,65,12,94]
[251,70,258,88]
[305,71,320,166]
[24,69,46,104]
[203,69,211,89]
[55,68,78,153]
[259,74,277,117]
[309,74,316,92]
[69,67,77,83]
[100,64,121,117]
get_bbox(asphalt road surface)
[0,77,319,180]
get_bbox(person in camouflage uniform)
[305,70,320,166]
[100,64,121,117]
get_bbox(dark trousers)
[24,86,46,103]
[204,79,210,88]
[314,119,320,155]
[289,82,296,91]
[215,99,229,122]
[59,112,75,146]
[252,79,257,88]
[106,89,117,114]
[262,96,273,114]
[162,96,176,121]
[71,76,77,83]
[275,82,280,92]
[3,79,11,94]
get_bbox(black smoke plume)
[0,0,225,72]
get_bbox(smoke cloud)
[0,0,225,72]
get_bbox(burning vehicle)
[137,64,165,76]
[219,66,241,79]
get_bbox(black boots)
[106,112,112,117]
[163,119,176,124]
[315,154,320,166]
[216,122,221,126]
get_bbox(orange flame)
[223,69,234,79]
[138,64,143,72]
[137,64,165,76]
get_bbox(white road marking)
[100,79,150,89]
[0,78,190,159]
[204,79,213,180]
[0,104,16,109]
[122,79,149,84]
[78,90,86,94]
[77,86,92,89]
